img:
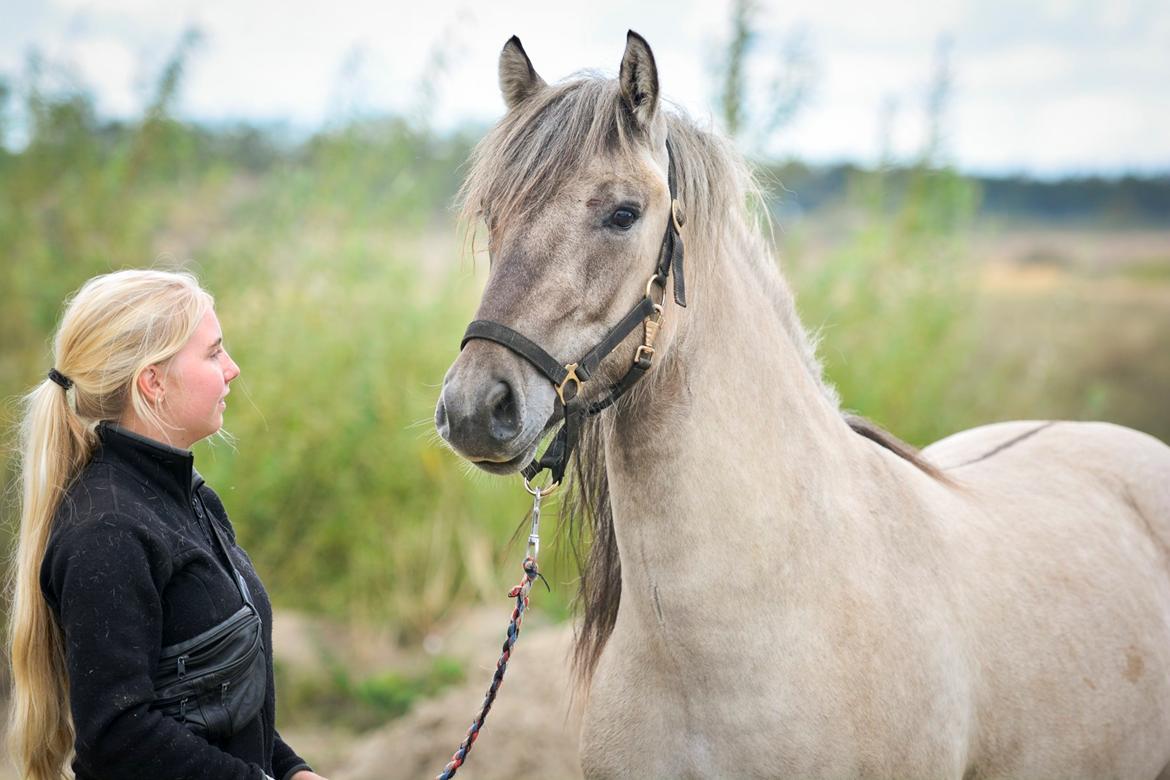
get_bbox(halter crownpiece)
[48,368,73,390]
[460,138,687,486]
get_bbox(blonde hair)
[7,269,213,780]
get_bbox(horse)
[434,32,1170,779]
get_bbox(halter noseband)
[460,139,688,487]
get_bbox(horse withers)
[434,31,1170,779]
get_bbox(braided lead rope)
[436,486,550,779]
[436,556,538,779]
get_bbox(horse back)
[926,419,1170,547]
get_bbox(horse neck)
[602,213,887,593]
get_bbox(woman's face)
[163,308,241,448]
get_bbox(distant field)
[776,221,1170,446]
[970,226,1170,444]
[973,226,1170,277]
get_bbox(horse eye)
[609,207,639,230]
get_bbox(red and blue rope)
[436,555,540,779]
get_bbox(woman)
[7,270,328,780]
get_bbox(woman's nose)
[224,353,241,382]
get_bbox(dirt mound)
[334,624,583,780]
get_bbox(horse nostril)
[435,398,450,439]
[487,380,521,443]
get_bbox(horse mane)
[843,414,954,484]
[457,72,949,689]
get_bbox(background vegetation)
[2,8,1167,742]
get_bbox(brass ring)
[645,273,666,301]
[524,476,561,496]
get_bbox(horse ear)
[619,31,659,131]
[499,35,546,110]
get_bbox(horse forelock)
[456,72,763,265]
[458,75,630,239]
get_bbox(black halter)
[460,139,687,487]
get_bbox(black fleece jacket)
[40,422,311,780]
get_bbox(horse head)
[435,32,684,476]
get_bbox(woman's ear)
[137,366,165,405]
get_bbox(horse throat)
[598,225,870,633]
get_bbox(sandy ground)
[330,627,581,779]
[281,607,584,780]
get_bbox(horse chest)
[580,598,969,779]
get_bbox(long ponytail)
[8,380,94,778]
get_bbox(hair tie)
[48,368,73,391]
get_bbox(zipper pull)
[221,682,230,708]
[177,654,188,678]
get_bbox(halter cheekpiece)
[48,368,74,390]
[460,138,687,487]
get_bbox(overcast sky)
[2,0,1168,176]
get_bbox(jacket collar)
[95,421,197,507]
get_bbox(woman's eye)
[609,207,639,230]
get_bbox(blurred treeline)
[3,31,1169,651]
[771,162,1170,227]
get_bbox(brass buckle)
[556,363,581,405]
[671,199,685,232]
[637,276,666,369]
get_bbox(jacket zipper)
[152,633,264,706]
[158,605,255,666]
[160,624,263,688]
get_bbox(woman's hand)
[290,772,329,780]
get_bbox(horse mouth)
[466,410,558,475]
[470,447,536,475]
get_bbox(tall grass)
[786,163,986,446]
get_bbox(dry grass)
[972,225,1169,441]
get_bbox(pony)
[435,32,1170,778]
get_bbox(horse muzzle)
[435,343,556,473]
